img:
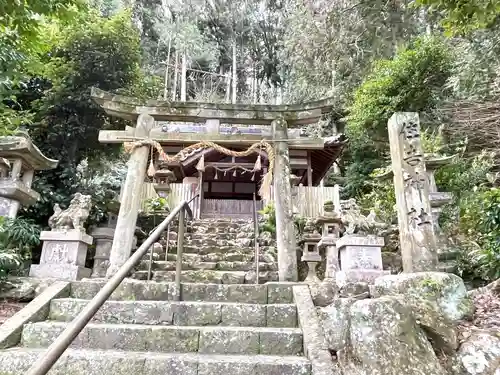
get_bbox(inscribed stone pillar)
[272,117,298,281]
[106,114,154,277]
[388,112,438,272]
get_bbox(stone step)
[184,232,254,240]
[183,237,254,247]
[71,279,294,304]
[132,270,278,284]
[0,348,310,375]
[438,260,457,273]
[21,322,304,356]
[136,260,276,272]
[180,245,255,255]
[189,225,253,234]
[49,299,297,327]
[162,252,274,263]
[146,249,276,263]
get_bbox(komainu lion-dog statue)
[48,193,92,232]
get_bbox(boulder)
[451,330,500,375]
[407,295,458,352]
[309,278,337,307]
[372,272,474,322]
[0,277,54,302]
[317,297,355,352]
[345,296,446,375]
[0,280,34,302]
[340,282,369,298]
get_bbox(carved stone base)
[336,269,391,287]
[29,230,93,281]
[336,235,388,286]
[29,264,91,280]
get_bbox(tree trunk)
[172,51,179,101]
[232,40,237,104]
[163,36,172,100]
[225,71,231,103]
[181,51,187,101]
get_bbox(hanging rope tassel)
[147,159,156,177]
[233,169,237,177]
[195,154,205,172]
[254,154,262,171]
[214,170,218,180]
[251,172,255,181]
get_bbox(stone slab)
[221,303,266,327]
[29,264,91,281]
[69,280,294,304]
[40,230,93,244]
[70,279,170,301]
[293,285,338,375]
[0,348,311,375]
[336,270,391,286]
[21,322,303,355]
[49,299,175,325]
[266,304,298,328]
[266,282,298,304]
[0,281,69,349]
[50,299,296,327]
[336,235,384,248]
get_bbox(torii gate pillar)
[106,114,154,277]
[272,117,298,281]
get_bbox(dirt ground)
[0,301,27,325]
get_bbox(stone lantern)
[299,219,322,282]
[0,135,58,218]
[317,211,343,279]
[153,168,176,198]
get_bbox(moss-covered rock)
[372,272,474,322]
[344,296,446,375]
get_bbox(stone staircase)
[133,218,279,284]
[0,279,310,375]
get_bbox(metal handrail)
[146,194,199,281]
[26,200,193,375]
[252,193,260,285]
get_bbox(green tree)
[0,0,84,135]
[24,10,141,226]
[415,0,500,35]
[343,36,453,197]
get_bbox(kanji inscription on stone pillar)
[388,112,438,272]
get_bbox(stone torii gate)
[91,87,336,281]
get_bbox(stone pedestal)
[336,235,389,286]
[90,227,115,278]
[30,230,93,280]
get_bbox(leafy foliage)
[457,188,500,281]
[0,217,41,278]
[347,36,452,139]
[415,0,500,35]
[73,157,128,224]
[144,197,170,213]
[259,203,276,235]
[342,37,453,197]
[24,10,141,227]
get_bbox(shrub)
[0,217,41,278]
